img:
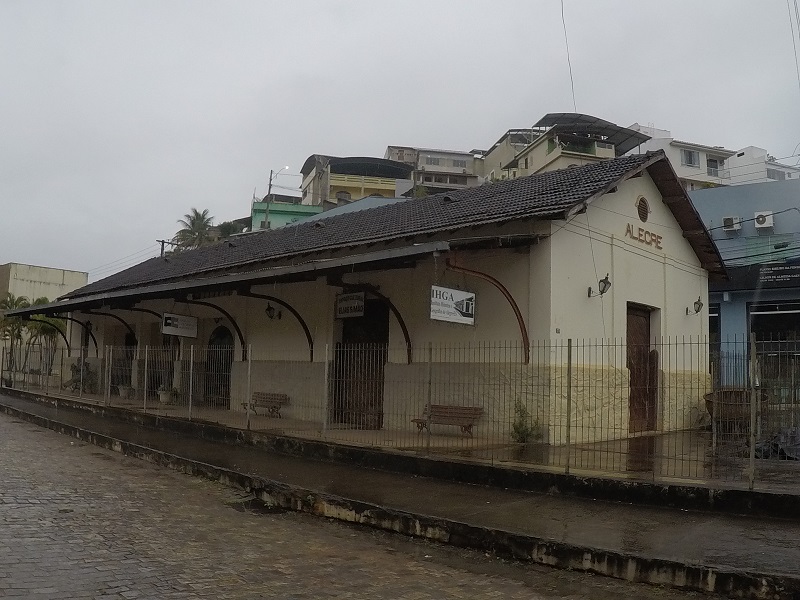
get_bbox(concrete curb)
[2,398,800,599]
[5,388,800,519]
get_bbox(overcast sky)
[1,1,798,283]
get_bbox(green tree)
[0,293,30,380]
[24,297,64,376]
[217,220,245,239]
[175,208,214,249]
[413,185,429,198]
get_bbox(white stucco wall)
[0,263,87,303]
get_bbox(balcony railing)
[706,167,730,179]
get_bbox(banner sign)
[430,285,475,325]
[161,313,198,338]
[758,264,800,287]
[335,292,365,319]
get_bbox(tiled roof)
[66,153,666,299]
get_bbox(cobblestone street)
[0,412,707,599]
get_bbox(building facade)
[251,194,322,230]
[491,114,650,181]
[727,146,800,185]
[384,146,484,194]
[628,124,736,191]
[8,153,723,446]
[691,179,800,343]
[300,155,413,207]
[0,263,87,304]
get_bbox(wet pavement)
[2,411,717,599]
[1,391,796,593]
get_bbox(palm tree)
[0,293,30,380]
[175,208,214,249]
[23,297,63,376]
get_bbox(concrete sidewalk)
[1,391,798,599]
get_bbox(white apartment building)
[628,124,736,191]
[629,124,799,190]
[727,146,800,185]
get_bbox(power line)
[560,0,577,112]
[789,0,800,98]
[87,245,159,273]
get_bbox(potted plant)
[117,384,134,399]
[157,384,172,404]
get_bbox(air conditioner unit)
[722,216,742,231]
[754,211,774,229]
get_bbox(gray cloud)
[1,0,797,281]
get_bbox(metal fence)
[3,336,800,490]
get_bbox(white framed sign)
[430,285,475,325]
[335,292,365,319]
[161,313,198,338]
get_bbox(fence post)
[426,342,433,454]
[59,348,64,391]
[106,346,114,406]
[188,345,194,421]
[749,335,758,490]
[565,339,573,475]
[1,347,5,388]
[246,344,252,431]
[143,346,148,413]
[79,346,85,399]
[322,344,329,435]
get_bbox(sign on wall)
[759,264,800,287]
[430,285,475,325]
[161,313,198,338]
[335,292,365,319]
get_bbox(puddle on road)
[90,452,115,461]
[226,498,288,515]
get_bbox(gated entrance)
[627,303,658,432]
[331,300,389,429]
[206,325,234,408]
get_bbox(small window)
[434,175,447,183]
[335,191,351,201]
[680,149,700,167]
[636,197,649,223]
[523,157,528,169]
[766,168,786,181]
[453,159,467,168]
[424,175,433,182]
[425,156,440,166]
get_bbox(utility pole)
[156,239,179,257]
[267,169,274,199]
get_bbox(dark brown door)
[627,304,657,432]
[331,300,389,429]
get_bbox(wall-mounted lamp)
[265,303,282,320]
[686,297,703,315]
[588,274,611,298]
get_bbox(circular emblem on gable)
[636,197,649,223]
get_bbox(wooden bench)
[242,392,290,418]
[412,404,483,436]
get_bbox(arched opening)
[206,325,234,408]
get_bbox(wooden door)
[627,304,657,432]
[331,300,389,429]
